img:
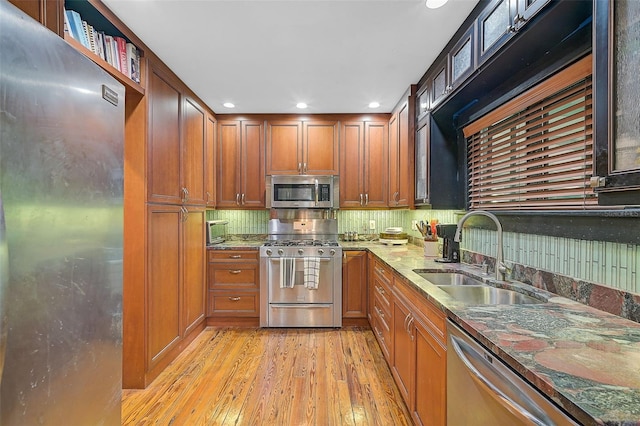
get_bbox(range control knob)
[329,249,336,256]
[298,248,304,255]
[265,249,272,256]
[277,249,284,256]
[318,249,324,255]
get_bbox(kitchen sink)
[414,271,485,286]
[437,285,543,305]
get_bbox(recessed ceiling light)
[426,0,448,9]
[296,102,308,109]
[369,101,380,109]
[223,102,235,108]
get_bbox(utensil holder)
[424,240,439,257]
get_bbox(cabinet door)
[240,120,265,208]
[303,120,339,175]
[413,319,446,426]
[363,121,388,208]
[216,120,241,208]
[342,251,368,319]
[477,0,513,65]
[148,66,182,204]
[388,112,400,206]
[339,122,365,208]
[391,291,413,405]
[182,97,206,206]
[594,0,640,204]
[9,0,64,36]
[414,117,430,206]
[450,27,474,89]
[389,102,411,207]
[147,205,181,369]
[430,58,449,108]
[182,207,206,336]
[266,120,302,175]
[205,115,216,207]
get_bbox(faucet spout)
[454,210,506,282]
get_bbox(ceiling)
[102,0,480,114]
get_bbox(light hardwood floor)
[122,326,412,425]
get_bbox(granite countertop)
[211,240,640,425]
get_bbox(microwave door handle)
[315,179,319,206]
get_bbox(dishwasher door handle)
[450,334,552,426]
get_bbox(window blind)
[463,56,596,210]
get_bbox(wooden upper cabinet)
[9,0,64,36]
[303,120,339,175]
[205,114,216,207]
[148,66,182,205]
[266,119,338,175]
[389,88,415,208]
[147,62,207,207]
[266,121,303,175]
[340,120,388,208]
[217,120,265,209]
[340,122,365,208]
[363,121,388,208]
[182,97,207,205]
[217,120,241,207]
[241,120,266,208]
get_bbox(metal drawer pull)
[230,255,242,259]
[229,270,242,274]
[228,296,241,301]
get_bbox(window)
[463,55,595,210]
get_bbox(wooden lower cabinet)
[392,274,447,426]
[146,204,206,379]
[207,249,260,325]
[369,256,394,362]
[342,250,368,321]
[368,253,447,426]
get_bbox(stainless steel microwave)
[266,175,339,209]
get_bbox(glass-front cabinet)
[477,0,552,65]
[414,117,429,206]
[594,0,640,204]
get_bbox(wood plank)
[122,327,412,425]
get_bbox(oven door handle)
[269,258,332,263]
[270,304,332,309]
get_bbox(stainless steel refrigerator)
[0,2,123,424]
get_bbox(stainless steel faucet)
[454,210,508,281]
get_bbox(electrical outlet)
[369,220,376,230]
[411,220,418,230]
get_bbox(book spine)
[115,37,129,78]
[126,43,141,84]
[111,38,120,71]
[70,11,88,48]
[81,21,91,50]
[63,10,73,39]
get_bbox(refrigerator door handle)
[0,193,8,381]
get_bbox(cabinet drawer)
[208,263,258,290]
[372,259,393,288]
[208,250,259,262]
[372,311,392,361]
[208,291,259,317]
[373,290,391,325]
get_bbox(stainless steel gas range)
[259,213,342,328]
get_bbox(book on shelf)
[114,37,129,78]
[126,43,141,84]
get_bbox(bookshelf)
[64,0,145,95]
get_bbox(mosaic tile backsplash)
[208,209,639,294]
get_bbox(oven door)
[267,257,334,303]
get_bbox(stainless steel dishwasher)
[447,320,579,426]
